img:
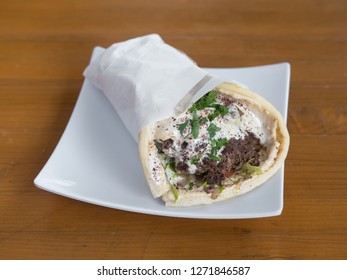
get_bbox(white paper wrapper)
[83,34,222,141]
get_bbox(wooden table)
[1,0,346,260]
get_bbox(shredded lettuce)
[218,185,225,194]
[170,185,179,201]
[231,162,263,183]
[166,162,176,172]
[241,162,263,176]
[164,163,177,185]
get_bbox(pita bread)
[139,82,289,207]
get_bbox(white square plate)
[34,47,290,219]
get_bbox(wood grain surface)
[1,0,346,259]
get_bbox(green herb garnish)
[207,137,228,161]
[189,90,217,113]
[207,153,221,161]
[190,157,199,165]
[190,150,205,165]
[177,120,189,135]
[208,104,229,121]
[199,117,208,125]
[190,111,200,138]
[210,137,228,149]
[178,90,229,139]
[190,113,208,138]
[207,123,221,138]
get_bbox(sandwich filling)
[151,90,279,200]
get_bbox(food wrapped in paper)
[84,34,290,207]
[84,34,222,140]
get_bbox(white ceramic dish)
[34,47,290,219]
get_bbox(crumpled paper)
[83,34,222,141]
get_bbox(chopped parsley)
[190,150,204,164]
[177,120,189,135]
[207,123,221,138]
[208,104,229,121]
[207,153,221,161]
[190,111,200,138]
[210,137,228,149]
[177,90,230,139]
[178,113,208,139]
[189,90,217,113]
[190,157,200,165]
[189,90,228,121]
[177,90,232,163]
[207,137,228,162]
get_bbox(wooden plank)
[0,0,347,260]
